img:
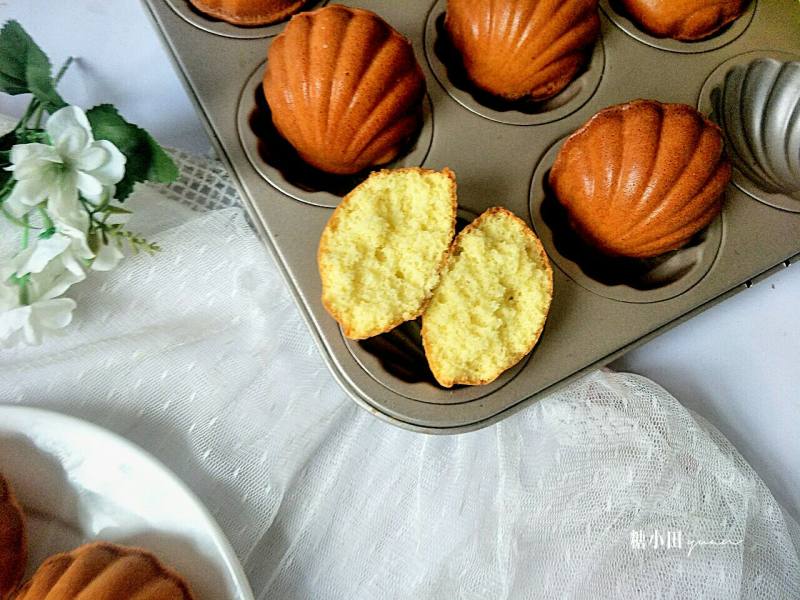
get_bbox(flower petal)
[0,305,31,346]
[6,177,53,209]
[2,194,32,219]
[85,140,126,185]
[22,319,40,345]
[53,204,90,235]
[46,106,93,149]
[59,252,88,279]
[12,157,60,182]
[75,145,107,172]
[32,297,76,330]
[41,268,84,300]
[92,243,124,271]
[46,171,80,217]
[71,235,94,262]
[9,143,61,173]
[0,262,15,282]
[0,283,20,312]
[76,171,104,201]
[54,214,94,263]
[48,202,83,229]
[12,234,71,276]
[28,259,85,301]
[55,125,89,158]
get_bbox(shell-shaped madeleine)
[0,473,26,600]
[549,100,731,258]
[713,58,800,196]
[15,542,195,600]
[263,5,426,175]
[618,0,749,41]
[445,0,600,101]
[188,0,308,26]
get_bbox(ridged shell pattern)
[263,5,426,175]
[549,100,731,258]
[15,543,195,600]
[618,0,749,41]
[713,58,800,197]
[445,0,600,101]
[0,474,26,600]
[188,0,308,26]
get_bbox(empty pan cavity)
[699,53,800,212]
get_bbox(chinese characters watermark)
[630,529,744,557]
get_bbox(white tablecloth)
[2,0,797,521]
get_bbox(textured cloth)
[1,151,799,599]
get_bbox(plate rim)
[0,404,255,600]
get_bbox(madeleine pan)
[142,0,800,432]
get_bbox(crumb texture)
[319,169,456,339]
[423,208,552,387]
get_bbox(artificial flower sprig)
[0,21,178,346]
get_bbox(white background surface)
[0,0,798,521]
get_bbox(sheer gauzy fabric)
[1,150,798,599]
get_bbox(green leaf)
[87,231,100,254]
[104,223,161,255]
[14,128,48,144]
[0,20,66,112]
[86,104,179,201]
[104,205,133,215]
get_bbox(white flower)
[10,232,89,281]
[0,212,89,346]
[9,208,92,285]
[0,262,79,346]
[0,297,77,346]
[26,258,85,310]
[4,105,126,217]
[0,295,76,346]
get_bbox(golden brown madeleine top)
[0,473,26,600]
[549,99,731,258]
[445,0,600,101]
[263,4,426,175]
[15,542,195,600]
[618,0,749,41]
[187,0,308,26]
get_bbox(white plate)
[0,406,254,600]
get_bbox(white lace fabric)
[0,150,798,599]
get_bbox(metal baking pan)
[142,0,800,432]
